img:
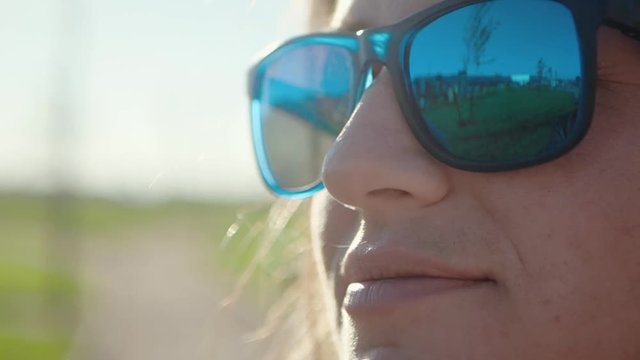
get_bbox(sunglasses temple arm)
[605,0,640,41]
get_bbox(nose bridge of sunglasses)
[358,29,392,63]
[352,29,394,95]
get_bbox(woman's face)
[310,0,640,359]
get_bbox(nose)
[321,68,452,212]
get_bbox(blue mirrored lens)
[408,0,582,164]
[258,44,354,191]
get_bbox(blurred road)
[69,221,266,360]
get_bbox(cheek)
[310,192,360,278]
[494,26,640,244]
[471,87,640,352]
[310,192,362,335]
[482,78,640,277]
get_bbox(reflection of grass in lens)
[423,86,576,162]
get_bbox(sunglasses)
[248,0,639,198]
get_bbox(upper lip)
[341,245,493,284]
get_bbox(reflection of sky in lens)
[268,44,352,95]
[410,1,581,78]
[263,44,352,138]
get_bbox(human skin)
[309,0,640,359]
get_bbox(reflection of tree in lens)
[459,3,500,126]
[463,4,499,71]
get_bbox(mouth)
[343,276,493,313]
[340,246,495,314]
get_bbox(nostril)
[367,188,412,200]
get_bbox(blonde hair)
[231,200,336,360]
[259,4,341,357]
[233,2,341,359]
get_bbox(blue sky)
[0,0,307,200]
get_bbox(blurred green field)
[0,192,300,359]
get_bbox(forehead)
[332,0,443,30]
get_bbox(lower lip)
[343,277,488,313]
